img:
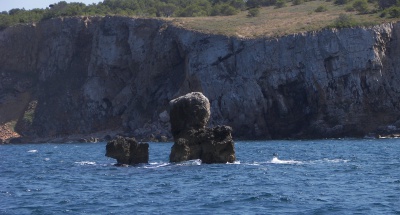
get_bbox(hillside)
[168,0,400,37]
[2,0,400,37]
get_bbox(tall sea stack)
[169,92,235,164]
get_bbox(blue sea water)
[1,139,400,214]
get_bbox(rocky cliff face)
[1,16,400,142]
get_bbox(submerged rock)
[169,92,235,164]
[105,136,149,165]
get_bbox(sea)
[1,139,400,214]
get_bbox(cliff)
[1,16,400,142]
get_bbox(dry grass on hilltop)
[165,0,399,38]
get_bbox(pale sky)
[0,0,103,12]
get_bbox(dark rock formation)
[169,92,235,163]
[170,126,235,163]
[105,136,149,165]
[169,92,211,137]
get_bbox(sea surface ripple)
[1,139,400,214]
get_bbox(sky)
[0,0,102,12]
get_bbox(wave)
[74,161,97,166]
[145,162,170,168]
[244,157,350,166]
[306,158,350,164]
[176,159,202,166]
[270,157,303,165]
[89,157,351,169]
[321,158,349,163]
[27,150,38,153]
[227,161,241,165]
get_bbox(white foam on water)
[28,150,38,153]
[227,160,241,165]
[322,158,349,163]
[176,159,202,166]
[246,162,261,166]
[299,158,351,165]
[75,161,96,165]
[270,157,303,165]
[145,162,170,168]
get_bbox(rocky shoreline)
[3,125,400,144]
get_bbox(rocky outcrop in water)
[105,136,149,165]
[169,92,235,163]
[169,92,211,137]
[2,16,400,142]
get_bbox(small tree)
[0,14,11,30]
[247,7,260,17]
[230,0,246,10]
[378,0,397,9]
[9,8,24,15]
[334,0,351,5]
[333,13,357,28]
[156,3,176,17]
[315,5,328,12]
[353,0,369,14]
[292,0,304,5]
[275,0,286,8]
[388,6,400,18]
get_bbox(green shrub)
[378,0,398,9]
[292,0,305,5]
[332,13,357,28]
[353,0,369,14]
[247,7,260,17]
[246,0,278,8]
[275,0,287,8]
[315,5,328,12]
[334,0,352,5]
[211,3,238,16]
[388,6,400,18]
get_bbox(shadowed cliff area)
[1,16,400,143]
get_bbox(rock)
[169,92,235,164]
[88,137,99,143]
[169,92,211,137]
[78,138,87,143]
[170,126,235,164]
[159,135,169,142]
[105,136,149,165]
[103,135,112,141]
[159,110,170,123]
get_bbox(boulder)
[105,136,149,165]
[169,92,211,137]
[169,92,235,164]
[170,126,235,164]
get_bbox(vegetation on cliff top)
[1,0,400,37]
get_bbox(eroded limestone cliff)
[1,16,400,142]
